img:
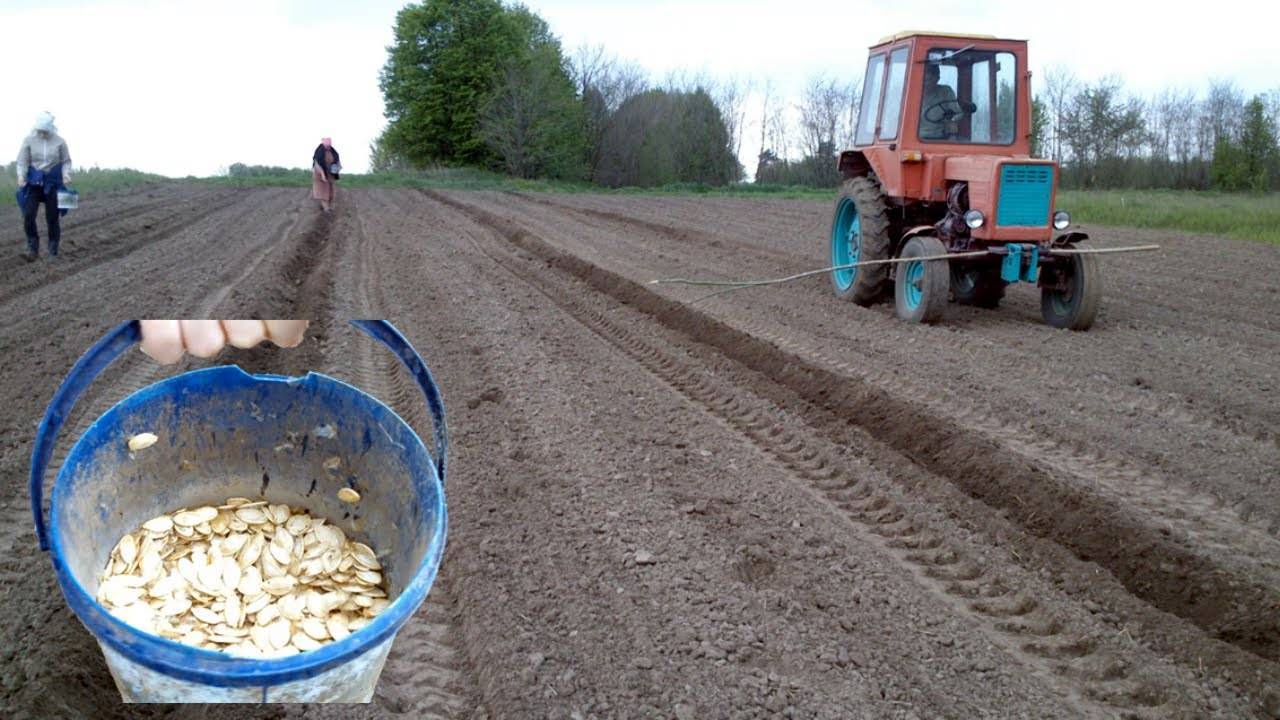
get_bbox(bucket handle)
[30,320,447,551]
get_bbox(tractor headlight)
[963,209,985,229]
[1053,210,1071,230]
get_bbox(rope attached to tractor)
[650,244,1160,302]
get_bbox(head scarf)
[34,111,56,134]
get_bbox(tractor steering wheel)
[923,99,976,124]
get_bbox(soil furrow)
[0,186,243,308]
[426,195,1187,717]
[425,189,1280,711]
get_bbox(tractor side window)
[971,60,993,142]
[878,48,910,141]
[855,54,886,145]
[994,53,1016,143]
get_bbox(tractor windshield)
[919,48,1016,145]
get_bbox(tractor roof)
[873,30,1022,46]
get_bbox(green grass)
[1,167,167,206]
[1057,189,1280,244]
[1,167,167,205]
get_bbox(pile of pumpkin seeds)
[96,497,389,657]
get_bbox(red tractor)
[831,31,1097,329]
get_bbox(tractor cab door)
[854,45,910,148]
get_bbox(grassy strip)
[200,166,836,199]
[1057,189,1280,244]
[0,167,167,206]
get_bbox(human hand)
[139,320,309,364]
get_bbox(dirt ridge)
[426,189,1280,667]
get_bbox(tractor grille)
[996,164,1053,227]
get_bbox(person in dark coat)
[312,138,341,213]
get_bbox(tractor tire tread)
[834,177,892,306]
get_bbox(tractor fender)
[837,150,872,179]
[1054,231,1089,246]
[901,225,938,243]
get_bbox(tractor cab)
[857,35,1022,148]
[830,32,1099,330]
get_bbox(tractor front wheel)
[829,177,891,305]
[895,236,950,324]
[1040,246,1101,330]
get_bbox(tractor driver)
[920,64,958,139]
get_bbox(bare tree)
[797,74,850,158]
[840,80,862,148]
[758,79,775,158]
[1041,65,1078,162]
[1204,79,1245,146]
[713,75,753,165]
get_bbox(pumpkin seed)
[291,631,322,652]
[127,432,159,451]
[263,576,296,596]
[301,617,329,641]
[267,618,292,650]
[336,487,361,504]
[254,602,280,625]
[143,516,174,534]
[326,613,350,641]
[235,506,268,525]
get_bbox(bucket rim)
[49,365,447,687]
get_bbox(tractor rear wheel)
[1040,246,1101,330]
[895,236,950,324]
[950,261,1006,308]
[829,177,891,305]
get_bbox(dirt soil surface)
[0,185,1277,719]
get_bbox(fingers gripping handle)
[30,320,142,551]
[30,320,447,552]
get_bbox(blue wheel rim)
[831,198,860,291]
[903,260,924,310]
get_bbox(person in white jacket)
[16,111,72,261]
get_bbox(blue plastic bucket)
[30,320,447,702]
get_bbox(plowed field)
[1,185,1276,719]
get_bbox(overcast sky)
[3,0,1274,177]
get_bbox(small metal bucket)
[57,189,79,210]
[31,320,448,702]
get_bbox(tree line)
[1034,71,1280,191]
[376,1,1279,192]
[375,0,737,187]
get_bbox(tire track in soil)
[518,191,1280,455]
[325,194,478,719]
[227,194,479,719]
[486,191,1280,640]
[424,189,1280,717]
[563,198,1280,536]
[527,190,1280,467]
